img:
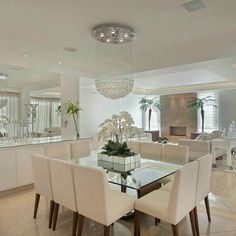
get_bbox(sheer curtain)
[30,97,61,133]
[0,91,20,137]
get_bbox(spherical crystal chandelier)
[92,24,136,100]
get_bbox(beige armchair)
[134,161,199,236]
[72,165,135,236]
[70,139,91,159]
[162,144,189,165]
[178,139,210,161]
[49,159,78,236]
[194,154,213,236]
[31,155,54,229]
[44,142,71,160]
[140,142,163,161]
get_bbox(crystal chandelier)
[92,24,136,99]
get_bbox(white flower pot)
[98,153,141,172]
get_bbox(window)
[197,91,218,133]
[144,96,161,131]
[30,97,61,133]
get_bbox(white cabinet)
[0,150,16,191]
[16,146,44,186]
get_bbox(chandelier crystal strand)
[93,24,135,99]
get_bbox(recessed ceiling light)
[182,0,206,12]
[63,47,78,53]
[58,61,62,65]
[23,54,28,58]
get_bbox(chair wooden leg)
[52,203,59,231]
[134,210,141,236]
[77,214,84,236]
[104,225,111,236]
[33,193,40,219]
[171,224,179,236]
[48,200,54,229]
[204,196,211,222]
[194,207,200,236]
[72,212,78,236]
[155,217,160,226]
[189,210,197,236]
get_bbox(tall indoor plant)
[56,101,82,139]
[139,97,161,131]
[187,96,216,133]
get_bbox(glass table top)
[69,151,182,190]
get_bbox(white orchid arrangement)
[97,111,140,144]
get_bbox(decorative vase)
[97,153,141,172]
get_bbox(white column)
[60,75,80,139]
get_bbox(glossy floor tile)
[1,170,236,236]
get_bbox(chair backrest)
[49,158,77,211]
[195,154,213,204]
[178,139,210,161]
[91,137,105,150]
[72,165,112,225]
[162,144,189,165]
[140,142,163,161]
[168,161,199,224]
[44,142,71,160]
[178,139,210,153]
[31,154,53,200]
[126,141,141,154]
[70,139,91,159]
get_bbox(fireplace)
[169,126,187,136]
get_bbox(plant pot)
[97,153,141,172]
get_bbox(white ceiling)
[0,0,236,94]
[134,69,227,89]
[0,0,236,76]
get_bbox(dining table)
[69,151,182,198]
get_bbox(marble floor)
[1,170,236,236]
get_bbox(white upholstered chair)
[178,139,210,161]
[70,139,91,159]
[126,140,141,154]
[44,142,71,160]
[31,154,54,229]
[49,158,78,236]
[72,165,135,236]
[134,161,199,236]
[140,142,163,161]
[193,154,213,236]
[162,144,189,165]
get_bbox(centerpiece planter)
[97,111,141,173]
[98,153,141,172]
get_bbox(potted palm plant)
[187,96,217,133]
[56,101,82,139]
[139,97,161,131]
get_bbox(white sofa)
[178,131,226,162]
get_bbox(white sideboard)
[0,139,77,192]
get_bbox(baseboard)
[0,184,34,197]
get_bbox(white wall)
[79,78,142,138]
[218,89,236,131]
